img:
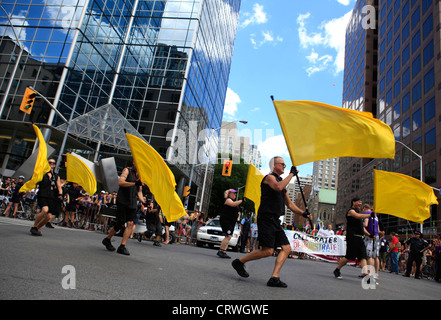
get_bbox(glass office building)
[0,0,241,212]
[339,0,440,235]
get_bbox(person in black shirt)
[333,197,374,279]
[403,231,430,279]
[218,189,243,259]
[232,156,311,288]
[62,183,82,228]
[102,162,145,255]
[30,159,63,236]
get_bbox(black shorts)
[220,218,236,236]
[257,214,289,249]
[345,235,367,261]
[115,204,137,224]
[38,197,62,217]
[66,202,78,212]
[11,194,21,203]
[146,219,162,235]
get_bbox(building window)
[413,108,422,131]
[412,81,421,104]
[424,68,434,94]
[423,40,434,66]
[424,97,435,122]
[412,30,420,53]
[424,128,436,153]
[403,117,410,137]
[402,92,410,113]
[424,160,436,184]
[412,54,421,78]
[422,14,433,39]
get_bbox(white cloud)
[297,11,352,75]
[224,88,241,118]
[257,134,289,170]
[250,30,283,49]
[305,49,333,76]
[337,0,352,5]
[240,3,268,28]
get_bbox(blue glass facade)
[0,0,241,211]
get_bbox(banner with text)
[284,230,346,257]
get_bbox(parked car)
[196,218,241,251]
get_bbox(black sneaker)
[102,237,116,251]
[232,259,249,277]
[45,222,54,228]
[30,227,42,236]
[267,277,288,288]
[217,251,231,259]
[333,268,342,279]
[117,245,130,255]
[153,241,162,247]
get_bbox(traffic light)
[222,159,233,176]
[183,186,191,197]
[19,88,37,114]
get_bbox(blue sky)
[224,0,356,176]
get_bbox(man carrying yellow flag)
[125,133,186,223]
[102,161,145,255]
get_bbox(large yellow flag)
[19,125,51,193]
[374,169,438,224]
[66,153,97,195]
[244,164,264,214]
[125,133,186,222]
[273,100,396,166]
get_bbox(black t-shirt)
[68,187,81,205]
[258,172,286,216]
[116,167,139,209]
[346,207,364,236]
[38,171,58,199]
[220,200,239,224]
[406,237,428,254]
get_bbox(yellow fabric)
[126,133,186,222]
[273,100,396,166]
[374,169,438,224]
[66,153,97,195]
[244,164,264,214]
[19,125,51,193]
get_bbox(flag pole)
[271,95,312,228]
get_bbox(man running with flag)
[232,156,311,288]
[102,161,145,255]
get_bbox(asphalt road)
[1,216,439,303]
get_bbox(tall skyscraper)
[0,0,241,212]
[338,0,440,234]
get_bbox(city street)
[1,216,439,303]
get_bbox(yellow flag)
[374,169,438,224]
[244,164,264,214]
[19,125,51,193]
[125,133,186,222]
[66,153,97,195]
[273,100,396,166]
